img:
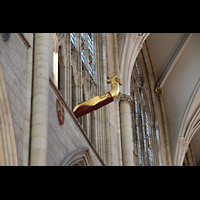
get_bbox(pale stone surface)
[0,33,173,166]
[0,33,28,165]
[47,85,104,166]
[30,33,50,166]
[119,100,134,166]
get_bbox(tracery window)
[130,60,154,166]
[71,33,76,47]
[81,33,86,65]
[70,33,94,79]
[88,33,94,78]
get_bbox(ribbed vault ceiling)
[146,33,200,165]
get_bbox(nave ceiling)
[117,33,200,165]
[146,33,200,165]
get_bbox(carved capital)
[117,92,133,105]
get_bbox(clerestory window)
[88,33,94,79]
[70,33,94,79]
[130,60,155,166]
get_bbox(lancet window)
[88,33,94,78]
[130,59,155,166]
[70,33,94,79]
[70,33,76,47]
[81,33,86,65]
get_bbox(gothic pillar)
[22,33,33,166]
[118,93,134,166]
[30,33,50,166]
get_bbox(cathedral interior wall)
[0,33,28,165]
[0,33,175,166]
[47,82,104,166]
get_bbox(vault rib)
[158,33,194,88]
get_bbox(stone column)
[22,33,33,166]
[115,98,123,166]
[118,93,134,166]
[30,33,50,166]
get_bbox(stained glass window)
[135,99,141,164]
[145,111,152,165]
[130,106,134,150]
[81,33,86,65]
[130,61,153,166]
[88,33,94,78]
[70,33,94,79]
[71,33,76,47]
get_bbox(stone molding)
[59,147,94,166]
[17,33,31,49]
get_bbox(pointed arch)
[0,63,18,166]
[60,147,94,166]
[118,33,150,95]
[129,52,163,166]
[174,79,200,165]
[174,106,200,166]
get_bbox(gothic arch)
[117,33,150,95]
[174,106,200,166]
[0,64,18,166]
[174,79,200,166]
[60,147,94,166]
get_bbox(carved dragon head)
[107,74,123,86]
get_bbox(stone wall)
[0,33,28,165]
[0,33,169,166]
[47,80,104,166]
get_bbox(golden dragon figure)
[73,74,123,118]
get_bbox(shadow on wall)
[0,63,18,166]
